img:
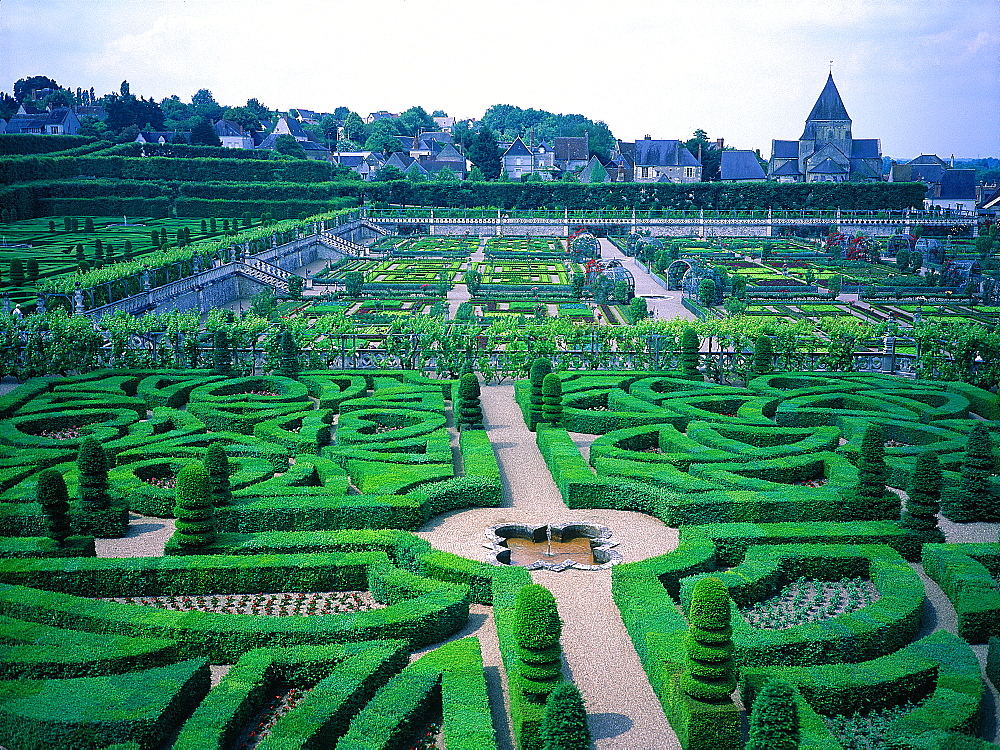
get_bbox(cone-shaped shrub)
[211,329,231,375]
[77,437,109,510]
[204,441,232,506]
[751,335,774,375]
[529,357,552,430]
[747,681,800,750]
[540,373,563,426]
[902,450,945,543]
[173,462,216,548]
[856,423,887,501]
[681,576,736,702]
[539,682,591,750]
[457,372,483,429]
[515,584,564,700]
[276,329,300,379]
[680,327,701,379]
[953,423,999,521]
[37,468,71,546]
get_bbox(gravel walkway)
[95,513,175,557]
[418,384,680,749]
[599,239,694,322]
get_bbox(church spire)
[806,72,851,123]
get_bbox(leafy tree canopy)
[397,105,435,136]
[222,106,263,132]
[191,88,223,121]
[13,75,59,103]
[272,133,306,159]
[481,103,616,157]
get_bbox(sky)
[1,0,998,159]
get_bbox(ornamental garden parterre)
[1,136,1000,749]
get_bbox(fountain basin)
[484,523,621,571]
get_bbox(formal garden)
[1,132,1000,748]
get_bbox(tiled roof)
[851,139,880,158]
[214,119,247,137]
[806,73,851,122]
[771,160,802,176]
[634,139,700,167]
[907,154,948,166]
[937,169,976,199]
[503,137,531,158]
[554,136,588,161]
[849,158,881,180]
[810,158,847,174]
[771,140,799,159]
[720,151,766,180]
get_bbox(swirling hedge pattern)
[0,368,504,748]
[519,370,999,749]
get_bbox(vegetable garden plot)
[485,236,564,254]
[472,261,576,285]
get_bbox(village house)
[629,137,702,183]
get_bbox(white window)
[641,167,650,179]
[685,167,696,178]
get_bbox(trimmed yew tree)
[751,335,774,375]
[456,372,483,429]
[680,327,701,380]
[682,576,736,703]
[529,357,553,430]
[856,423,888,502]
[902,450,945,543]
[949,423,999,521]
[204,441,232,506]
[275,329,301,379]
[77,437,109,511]
[37,468,72,546]
[539,683,591,750]
[747,682,800,750]
[515,584,564,701]
[540,373,563,427]
[211,329,232,375]
[172,462,216,549]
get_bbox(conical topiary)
[204,441,232,506]
[751,335,774,375]
[679,327,701,380]
[856,423,887,501]
[456,372,483,429]
[529,357,553,430]
[515,584,564,700]
[37,468,72,546]
[211,329,231,375]
[540,373,563,426]
[276,329,300,379]
[746,681,800,750]
[77,437,110,510]
[681,576,736,703]
[951,423,999,521]
[172,462,216,548]
[902,450,945,543]
[539,682,591,750]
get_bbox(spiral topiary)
[515,584,564,700]
[679,327,701,380]
[746,681,800,750]
[77,437,109,511]
[540,373,563,426]
[751,335,774,375]
[456,372,483,429]
[37,468,72,546]
[529,357,553,430]
[172,462,216,548]
[952,423,999,521]
[681,576,736,703]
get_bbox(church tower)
[769,73,881,183]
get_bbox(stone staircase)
[235,259,291,292]
[318,231,368,256]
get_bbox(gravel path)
[599,238,695,322]
[95,513,175,557]
[418,384,680,749]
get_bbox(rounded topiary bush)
[515,584,562,650]
[952,423,999,521]
[539,682,591,750]
[172,462,216,548]
[856,422,887,501]
[747,681,799,750]
[529,357,553,429]
[681,576,736,703]
[752,335,774,375]
[680,327,701,379]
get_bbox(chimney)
[644,134,651,140]
[950,154,955,167]
[715,138,724,149]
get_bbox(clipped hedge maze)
[0,368,507,748]
[522,370,999,749]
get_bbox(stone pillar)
[35,295,46,314]
[74,283,85,315]
[2,292,10,316]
